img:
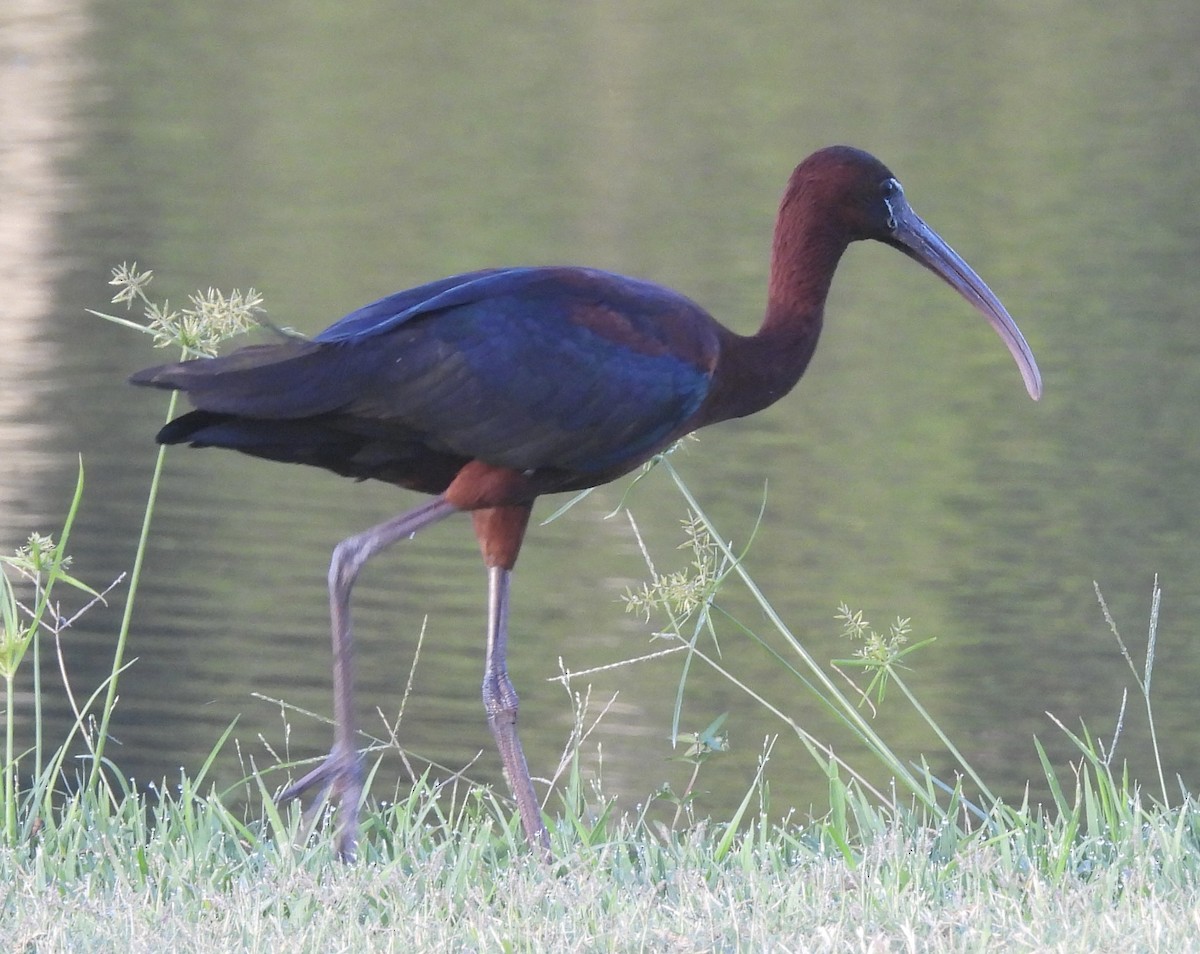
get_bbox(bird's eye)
[881,178,903,230]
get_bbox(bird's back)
[132,267,723,493]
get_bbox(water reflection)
[0,2,92,528]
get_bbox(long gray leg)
[483,565,550,856]
[279,494,458,860]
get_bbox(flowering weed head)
[98,262,263,356]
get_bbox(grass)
[4,720,1200,950]
[1,266,1198,950]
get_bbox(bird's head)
[784,146,1043,400]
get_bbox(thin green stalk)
[1,568,16,841]
[1,464,87,840]
[3,669,13,841]
[31,596,40,791]
[34,463,87,781]
[888,671,998,806]
[678,636,892,806]
[1093,577,1169,806]
[1143,578,1167,805]
[87,390,180,794]
[87,266,261,790]
[662,459,937,811]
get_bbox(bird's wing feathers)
[130,340,384,418]
[341,268,721,472]
[133,267,720,475]
[312,268,509,342]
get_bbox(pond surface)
[4,0,1200,823]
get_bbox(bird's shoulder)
[316,266,722,373]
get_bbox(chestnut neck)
[763,183,851,336]
[700,186,853,425]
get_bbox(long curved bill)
[886,191,1043,401]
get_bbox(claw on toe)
[280,746,363,802]
[278,747,364,861]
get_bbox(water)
[3,0,1200,822]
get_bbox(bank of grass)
[5,771,1200,952]
[3,673,1200,952]
[1,268,1197,950]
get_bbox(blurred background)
[3,0,1199,821]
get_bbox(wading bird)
[132,146,1042,860]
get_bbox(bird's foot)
[278,745,364,861]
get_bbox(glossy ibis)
[131,146,1042,859]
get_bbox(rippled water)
[3,0,1200,822]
